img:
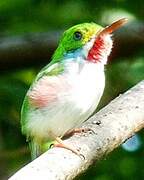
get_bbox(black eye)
[73,31,82,41]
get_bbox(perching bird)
[21,18,127,159]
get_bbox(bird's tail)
[29,140,53,160]
[29,140,42,160]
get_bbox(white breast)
[27,60,105,142]
[68,61,105,113]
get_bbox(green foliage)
[0,0,143,35]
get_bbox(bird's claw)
[79,127,95,135]
[49,137,85,160]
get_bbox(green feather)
[36,62,64,80]
[21,95,30,135]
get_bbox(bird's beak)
[98,18,128,36]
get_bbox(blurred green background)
[0,0,143,179]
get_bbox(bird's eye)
[73,31,82,41]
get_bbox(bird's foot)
[64,127,95,137]
[52,137,85,159]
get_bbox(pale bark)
[9,81,144,180]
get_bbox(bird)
[21,18,127,159]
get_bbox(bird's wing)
[21,62,69,158]
[35,62,64,81]
[21,62,66,133]
[27,62,68,108]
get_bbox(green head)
[53,23,103,61]
[52,19,127,63]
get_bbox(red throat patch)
[87,35,113,64]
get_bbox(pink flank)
[28,76,70,108]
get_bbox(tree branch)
[9,81,144,180]
[0,31,59,71]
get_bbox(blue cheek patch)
[64,48,84,60]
